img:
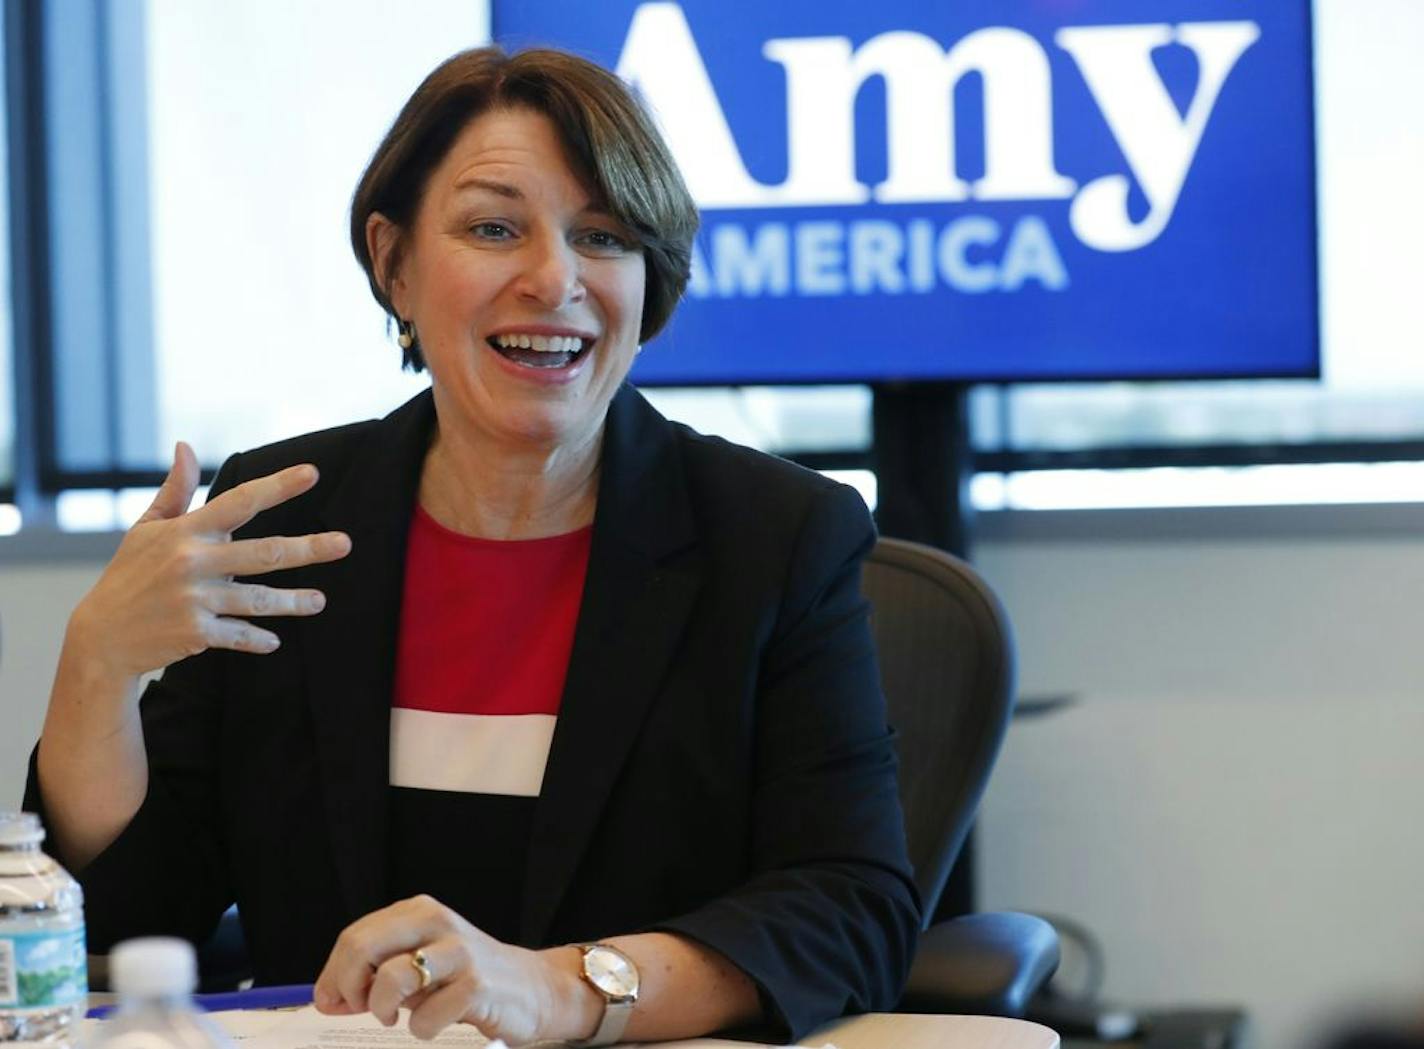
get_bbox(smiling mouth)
[487,333,591,370]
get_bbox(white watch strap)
[583,995,634,1047]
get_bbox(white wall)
[0,555,113,806]
[974,509,1424,1049]
[4,510,1424,1049]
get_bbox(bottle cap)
[0,812,45,847]
[111,938,199,997]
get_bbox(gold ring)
[410,948,432,991]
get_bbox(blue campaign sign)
[493,1,1318,384]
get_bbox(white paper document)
[207,1007,495,1049]
[202,1007,799,1049]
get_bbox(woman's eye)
[579,229,633,253]
[471,222,513,240]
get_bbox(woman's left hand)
[313,895,597,1044]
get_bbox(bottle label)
[0,928,88,1009]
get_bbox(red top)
[393,505,593,718]
[387,506,593,943]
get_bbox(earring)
[397,318,416,349]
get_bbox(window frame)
[3,0,182,526]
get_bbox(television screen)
[493,1,1319,385]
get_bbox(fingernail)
[309,592,326,612]
[261,635,281,652]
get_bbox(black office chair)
[862,536,1059,1017]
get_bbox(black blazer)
[27,386,919,1039]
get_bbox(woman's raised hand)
[67,441,353,680]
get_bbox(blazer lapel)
[302,390,434,922]
[521,386,701,945]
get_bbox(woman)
[26,47,918,1045]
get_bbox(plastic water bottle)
[88,939,233,1049]
[0,813,87,1048]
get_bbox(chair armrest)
[897,911,1060,1017]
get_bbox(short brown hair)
[350,46,699,370]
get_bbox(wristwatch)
[571,943,640,1046]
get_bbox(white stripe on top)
[389,708,556,797]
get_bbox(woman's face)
[381,107,646,455]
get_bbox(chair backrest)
[861,537,1017,928]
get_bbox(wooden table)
[669,1014,1060,1049]
[802,1013,1059,1049]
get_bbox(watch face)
[585,946,639,999]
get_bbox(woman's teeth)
[488,333,589,369]
[491,333,586,354]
